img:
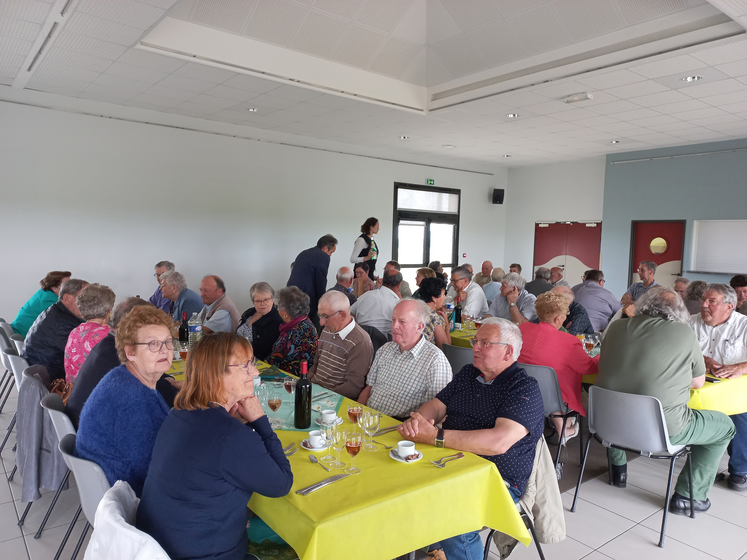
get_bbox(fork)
[429,452,464,467]
[285,447,298,457]
[371,439,393,449]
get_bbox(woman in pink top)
[64,283,116,383]
[519,291,599,442]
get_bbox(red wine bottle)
[178,312,189,343]
[454,296,462,326]
[294,361,312,429]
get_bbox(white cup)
[397,440,416,458]
[321,409,337,424]
[308,430,324,448]
[253,377,261,388]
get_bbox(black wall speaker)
[492,188,505,205]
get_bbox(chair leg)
[17,501,32,526]
[34,470,71,539]
[578,415,584,465]
[483,529,496,560]
[522,513,546,560]
[554,416,569,471]
[0,412,16,453]
[571,435,592,512]
[687,449,695,519]
[658,455,678,547]
[70,521,90,560]
[53,505,82,560]
[8,464,17,482]
[0,373,12,412]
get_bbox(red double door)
[533,222,602,287]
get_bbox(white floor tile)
[496,535,593,560]
[581,553,615,560]
[25,517,90,560]
[702,484,747,529]
[640,508,747,560]
[561,492,637,549]
[0,478,14,506]
[0,501,24,544]
[0,535,28,560]
[15,486,81,537]
[567,474,664,523]
[597,524,720,560]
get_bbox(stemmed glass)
[320,422,336,464]
[345,430,362,475]
[583,335,596,356]
[283,377,296,406]
[348,403,362,424]
[330,426,346,469]
[359,410,380,452]
[266,384,283,429]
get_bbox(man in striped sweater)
[308,290,374,400]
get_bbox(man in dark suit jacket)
[287,234,337,324]
[524,267,553,297]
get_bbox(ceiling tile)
[118,49,186,72]
[0,35,33,57]
[355,0,413,33]
[0,51,24,68]
[173,101,222,114]
[105,61,167,83]
[0,0,51,24]
[143,83,199,101]
[629,54,706,79]
[715,60,747,78]
[626,89,691,107]
[139,0,180,8]
[222,73,280,93]
[689,114,744,127]
[55,31,129,60]
[553,0,622,41]
[42,47,113,73]
[0,16,40,41]
[626,114,680,127]
[243,0,306,47]
[173,62,235,82]
[602,79,669,99]
[616,0,687,25]
[284,102,337,117]
[368,37,421,78]
[430,34,485,77]
[290,10,348,58]
[608,107,662,121]
[700,89,747,107]
[204,84,261,101]
[576,69,647,89]
[654,98,710,114]
[468,20,525,67]
[313,0,363,20]
[690,39,747,65]
[0,64,19,79]
[65,12,145,46]
[268,84,323,101]
[129,92,181,107]
[495,0,547,18]
[330,24,387,68]
[83,83,139,100]
[184,93,239,109]
[158,74,216,93]
[441,0,500,32]
[586,100,643,115]
[305,93,361,108]
[94,73,151,93]
[508,4,572,56]
[191,0,256,34]
[243,93,299,109]
[668,106,727,120]
[76,0,165,30]
[680,78,744,98]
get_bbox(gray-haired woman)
[64,283,116,383]
[266,286,318,376]
[236,282,284,361]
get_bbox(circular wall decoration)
[650,237,667,255]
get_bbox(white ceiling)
[1,0,747,170]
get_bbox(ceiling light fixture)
[563,92,593,103]
[247,107,258,112]
[506,113,519,118]
[399,135,409,140]
[442,144,456,149]
[610,140,621,144]
[503,154,512,158]
[681,75,703,83]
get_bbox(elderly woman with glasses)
[64,283,116,383]
[266,286,317,376]
[237,282,283,361]
[76,305,175,497]
[137,333,292,560]
[416,277,451,349]
[517,291,599,444]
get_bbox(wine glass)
[330,426,346,469]
[267,385,283,429]
[283,377,296,405]
[345,430,362,475]
[347,403,362,424]
[583,335,595,355]
[320,423,336,463]
[359,410,380,452]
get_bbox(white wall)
[503,158,606,277]
[0,102,504,318]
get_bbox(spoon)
[372,439,393,449]
[309,455,330,472]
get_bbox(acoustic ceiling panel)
[290,10,347,58]
[495,0,548,18]
[106,61,168,83]
[191,0,255,33]
[159,73,217,92]
[355,0,413,33]
[313,0,363,20]
[0,0,52,24]
[94,73,152,93]
[330,24,387,68]
[76,0,166,30]
[0,16,41,41]
[681,77,744,96]
[0,35,33,57]
[691,40,747,65]
[468,20,526,67]
[0,51,24,68]
[43,47,113,73]
[139,0,181,8]
[616,0,686,25]
[368,36,420,78]
[65,12,145,46]
[55,31,129,60]
[243,0,306,47]
[630,54,708,78]
[430,34,485,77]
[553,0,623,41]
[715,60,747,77]
[129,92,182,107]
[441,0,500,32]
[204,83,262,101]
[173,61,235,82]
[508,4,572,56]
[83,83,140,100]
[144,83,202,100]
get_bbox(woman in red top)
[519,291,599,442]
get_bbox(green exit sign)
[426,179,435,185]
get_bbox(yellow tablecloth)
[450,327,477,348]
[249,398,530,560]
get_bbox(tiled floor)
[0,385,746,560]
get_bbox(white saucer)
[315,416,342,427]
[311,401,336,412]
[301,439,330,452]
[389,449,423,463]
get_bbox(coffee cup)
[308,430,324,448]
[397,440,416,459]
[321,409,337,424]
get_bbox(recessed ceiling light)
[399,135,409,140]
[506,113,519,118]
[442,144,456,149]
[247,107,258,112]
[680,75,703,83]
[564,92,593,104]
[503,154,512,158]
[610,140,621,144]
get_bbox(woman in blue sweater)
[137,333,293,560]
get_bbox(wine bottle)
[294,361,312,429]
[454,296,462,328]
[178,312,189,343]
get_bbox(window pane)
[429,223,455,265]
[398,221,425,265]
[397,189,458,213]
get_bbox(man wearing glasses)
[398,318,544,560]
[447,265,489,318]
[571,270,621,332]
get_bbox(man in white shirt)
[689,284,747,492]
[350,268,401,336]
[447,265,489,318]
[485,272,537,325]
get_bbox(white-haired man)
[160,271,203,323]
[327,266,357,306]
[689,284,747,492]
[447,265,489,318]
[598,287,734,514]
[308,290,373,400]
[485,272,537,324]
[359,300,452,420]
[473,260,493,288]
[149,260,175,313]
[398,318,544,559]
[550,267,570,289]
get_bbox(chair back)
[0,321,13,339]
[10,334,24,354]
[0,329,11,353]
[59,434,111,524]
[517,362,566,416]
[5,348,28,389]
[359,325,388,355]
[441,343,473,374]
[588,386,683,456]
[41,393,76,441]
[23,365,51,390]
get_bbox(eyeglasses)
[469,338,509,350]
[253,297,273,305]
[227,357,258,370]
[319,310,341,320]
[133,339,174,353]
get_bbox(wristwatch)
[509,302,517,307]
[435,427,445,448]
